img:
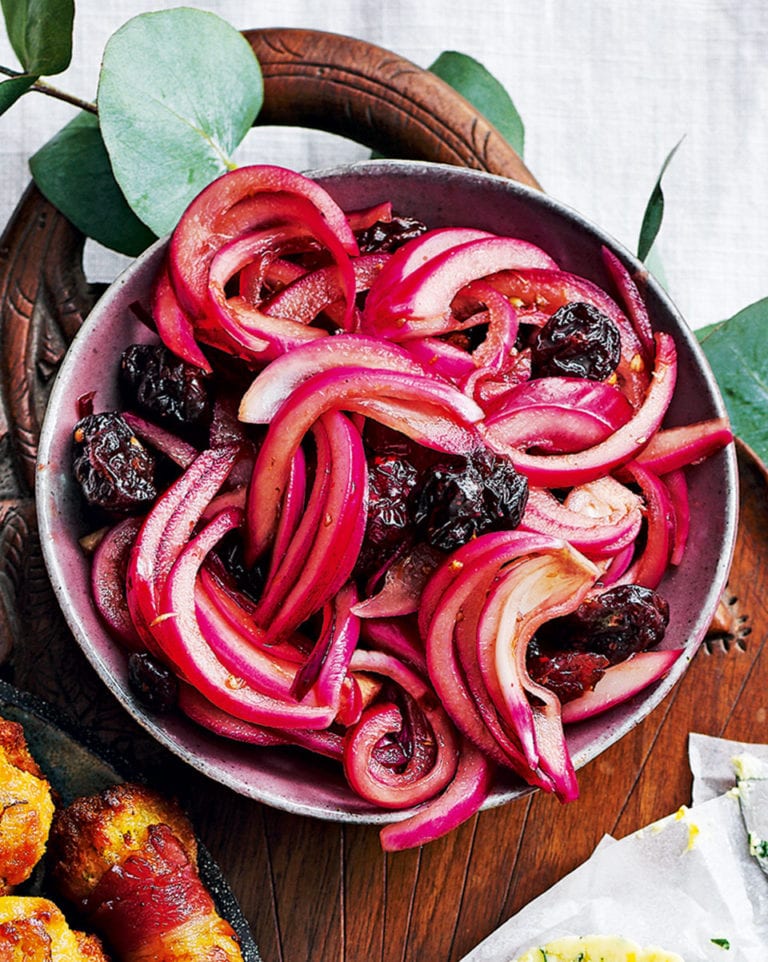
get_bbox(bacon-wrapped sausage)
[48,783,243,962]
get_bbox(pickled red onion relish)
[74,165,732,850]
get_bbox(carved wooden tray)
[0,28,762,962]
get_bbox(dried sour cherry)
[356,455,420,575]
[128,651,179,713]
[72,412,157,513]
[535,583,670,667]
[355,215,428,254]
[412,451,528,552]
[531,301,621,380]
[526,648,610,704]
[120,343,211,430]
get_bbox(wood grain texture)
[0,25,758,962]
[247,28,539,188]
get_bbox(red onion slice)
[562,649,684,724]
[154,507,338,729]
[343,649,459,809]
[379,739,494,851]
[485,377,633,453]
[364,236,557,338]
[483,332,678,487]
[245,368,483,558]
[91,517,143,651]
[169,166,358,319]
[239,334,426,425]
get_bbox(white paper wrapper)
[461,735,768,962]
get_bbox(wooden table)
[1,28,764,962]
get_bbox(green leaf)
[97,7,263,237]
[428,51,525,157]
[30,111,157,256]
[637,137,684,263]
[1,0,74,75]
[697,297,768,462]
[0,74,36,114]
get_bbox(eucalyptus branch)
[0,64,96,113]
[32,78,97,114]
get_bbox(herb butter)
[511,934,684,961]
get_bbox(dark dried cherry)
[120,343,211,429]
[355,215,428,254]
[537,583,670,665]
[531,301,621,380]
[527,648,610,703]
[72,412,157,513]
[127,651,178,713]
[356,455,419,575]
[412,450,528,552]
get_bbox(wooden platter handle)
[0,28,533,665]
[247,28,539,187]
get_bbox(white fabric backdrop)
[1,0,766,330]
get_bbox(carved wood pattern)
[0,27,760,962]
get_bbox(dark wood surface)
[0,27,762,962]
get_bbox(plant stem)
[0,65,97,114]
[33,79,97,114]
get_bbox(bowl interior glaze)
[36,161,738,822]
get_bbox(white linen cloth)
[1,0,767,330]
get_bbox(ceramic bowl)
[36,160,738,822]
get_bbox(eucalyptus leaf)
[697,297,768,463]
[0,74,36,114]
[637,136,684,263]
[97,7,263,237]
[30,111,157,256]
[429,51,525,156]
[1,0,74,75]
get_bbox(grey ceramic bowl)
[36,160,738,823]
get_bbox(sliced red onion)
[291,583,360,707]
[169,166,358,320]
[260,412,368,643]
[363,227,495,317]
[252,421,332,613]
[562,649,684,724]
[473,546,598,799]
[664,468,690,565]
[364,236,557,339]
[151,261,212,373]
[351,544,443,618]
[343,649,459,809]
[482,332,677,487]
[91,517,143,651]
[405,336,477,382]
[633,417,733,474]
[238,334,426,425]
[601,245,654,364]
[380,738,493,851]
[360,618,428,678]
[177,683,345,759]
[245,368,483,558]
[154,506,338,728]
[126,445,239,650]
[262,253,389,327]
[344,200,392,231]
[122,411,198,469]
[521,480,642,558]
[615,461,674,589]
[485,377,633,453]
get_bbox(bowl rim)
[35,158,740,822]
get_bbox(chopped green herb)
[711,937,731,949]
